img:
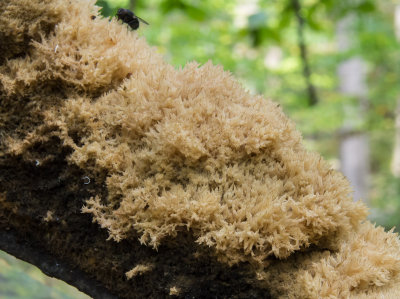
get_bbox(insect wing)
[137,16,149,25]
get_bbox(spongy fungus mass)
[1,0,400,298]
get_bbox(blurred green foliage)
[0,251,90,298]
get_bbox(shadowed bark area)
[0,229,117,299]
[0,137,271,298]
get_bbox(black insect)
[116,8,149,30]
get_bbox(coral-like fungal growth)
[264,222,400,298]
[126,264,154,280]
[1,0,400,297]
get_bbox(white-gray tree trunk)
[392,99,400,177]
[391,6,400,177]
[337,15,370,203]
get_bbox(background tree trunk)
[391,6,400,177]
[337,15,370,203]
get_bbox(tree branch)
[0,229,118,299]
[291,0,319,106]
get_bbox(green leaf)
[278,12,292,29]
[186,5,207,21]
[357,1,375,13]
[95,0,113,17]
[160,0,207,21]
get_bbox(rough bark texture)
[0,139,270,298]
[0,0,271,297]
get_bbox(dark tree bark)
[0,139,270,298]
[0,229,117,299]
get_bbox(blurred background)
[1,0,399,297]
